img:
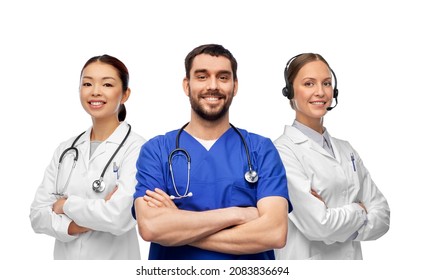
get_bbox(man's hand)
[144,188,177,209]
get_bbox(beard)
[188,88,234,121]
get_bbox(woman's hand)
[357,201,368,214]
[68,221,91,235]
[52,197,91,235]
[310,189,327,208]
[52,197,67,214]
[104,186,118,201]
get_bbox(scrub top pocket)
[231,183,257,207]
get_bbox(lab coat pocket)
[230,183,257,207]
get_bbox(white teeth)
[205,97,218,101]
[311,102,325,104]
[90,101,104,105]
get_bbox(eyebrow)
[193,69,232,76]
[302,76,332,81]
[82,76,117,80]
[193,69,207,75]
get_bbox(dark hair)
[184,44,238,80]
[286,53,330,85]
[80,54,129,121]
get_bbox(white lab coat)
[30,121,145,259]
[273,125,390,260]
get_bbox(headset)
[282,53,339,111]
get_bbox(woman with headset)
[30,55,145,259]
[274,53,390,259]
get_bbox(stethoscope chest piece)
[92,179,106,193]
[245,170,258,184]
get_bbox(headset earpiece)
[282,55,299,100]
[333,88,339,99]
[282,86,291,99]
[331,68,338,100]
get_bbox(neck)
[91,117,121,141]
[186,115,230,140]
[295,116,324,134]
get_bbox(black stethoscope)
[168,122,258,200]
[52,124,131,197]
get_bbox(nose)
[91,84,101,96]
[207,77,218,90]
[315,84,326,97]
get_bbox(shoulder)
[114,122,145,147]
[128,130,147,146]
[45,131,88,162]
[140,129,179,154]
[145,129,178,145]
[330,135,354,149]
[237,127,272,144]
[274,126,304,147]
[236,128,278,155]
[59,130,88,148]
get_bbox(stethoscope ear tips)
[170,192,193,200]
[245,170,258,184]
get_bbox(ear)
[233,79,238,97]
[182,77,190,97]
[121,88,131,104]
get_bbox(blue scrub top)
[133,127,291,260]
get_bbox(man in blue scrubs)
[133,44,292,260]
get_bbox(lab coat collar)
[103,121,130,145]
[73,121,130,166]
[90,121,130,160]
[76,121,130,144]
[283,125,309,144]
[284,125,336,160]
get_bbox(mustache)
[201,90,224,97]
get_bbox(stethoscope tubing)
[95,124,132,185]
[54,132,85,197]
[54,124,131,196]
[168,122,258,200]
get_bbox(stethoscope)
[168,122,258,200]
[52,124,131,197]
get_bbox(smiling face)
[183,54,238,122]
[292,60,334,128]
[79,61,129,123]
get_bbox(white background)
[0,0,422,279]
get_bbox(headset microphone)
[326,94,338,111]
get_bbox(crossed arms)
[134,188,289,255]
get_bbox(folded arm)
[142,189,288,254]
[275,142,368,243]
[190,196,288,254]
[63,144,141,236]
[30,146,80,242]
[354,155,390,241]
[134,188,259,247]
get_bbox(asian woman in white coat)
[30,55,146,259]
[274,53,390,260]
